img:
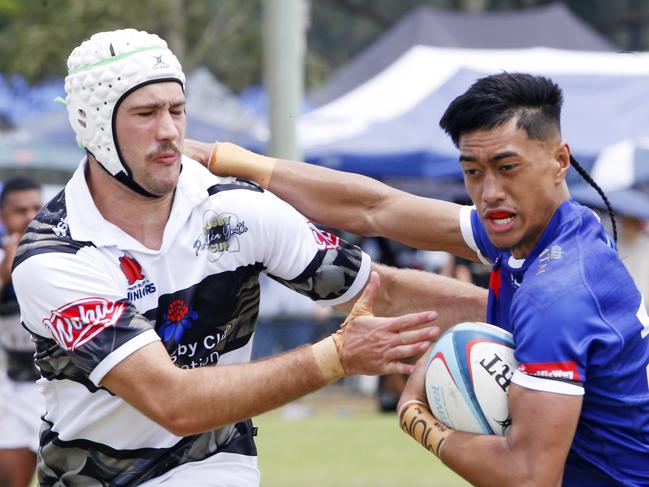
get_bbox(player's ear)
[554,142,570,184]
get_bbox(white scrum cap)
[64,29,185,195]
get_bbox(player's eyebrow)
[459,151,520,162]
[128,100,185,112]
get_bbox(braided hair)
[570,155,618,243]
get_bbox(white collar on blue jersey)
[507,256,526,269]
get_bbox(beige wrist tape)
[311,336,345,383]
[208,142,277,189]
[399,401,454,458]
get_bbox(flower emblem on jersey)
[193,211,248,262]
[309,223,340,251]
[119,255,145,285]
[160,299,198,343]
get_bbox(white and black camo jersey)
[12,157,371,486]
[0,246,39,382]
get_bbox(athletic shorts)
[139,452,260,487]
[0,379,44,452]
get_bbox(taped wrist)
[208,142,277,189]
[310,335,345,383]
[398,401,454,459]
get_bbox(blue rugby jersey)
[460,200,649,486]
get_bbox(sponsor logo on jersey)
[120,255,157,301]
[537,245,563,275]
[160,299,198,343]
[518,361,581,381]
[42,297,125,351]
[309,223,340,250]
[169,323,233,368]
[193,211,248,262]
[53,217,69,238]
[119,256,145,285]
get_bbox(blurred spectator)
[439,254,473,283]
[0,177,43,487]
[618,215,649,310]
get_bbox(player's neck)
[85,157,173,250]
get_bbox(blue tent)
[309,3,614,107]
[300,46,649,186]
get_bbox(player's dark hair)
[440,72,562,147]
[440,72,617,242]
[0,177,40,209]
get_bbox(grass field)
[254,390,471,487]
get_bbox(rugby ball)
[425,322,518,435]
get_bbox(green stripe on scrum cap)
[68,46,167,75]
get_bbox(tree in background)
[0,0,646,93]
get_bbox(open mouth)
[489,211,515,225]
[485,211,516,231]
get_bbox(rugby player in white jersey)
[11,29,486,486]
[0,178,43,487]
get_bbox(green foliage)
[0,0,630,92]
[0,0,262,90]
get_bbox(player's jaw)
[127,144,182,197]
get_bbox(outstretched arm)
[102,273,440,436]
[184,140,478,261]
[333,263,487,333]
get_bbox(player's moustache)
[148,142,181,160]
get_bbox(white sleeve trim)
[459,206,490,265]
[512,369,584,396]
[89,329,161,386]
[317,250,371,306]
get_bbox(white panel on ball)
[424,322,518,435]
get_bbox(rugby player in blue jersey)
[187,72,649,486]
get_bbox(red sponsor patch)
[489,269,501,298]
[518,361,581,381]
[119,255,145,285]
[42,297,126,351]
[310,225,340,250]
